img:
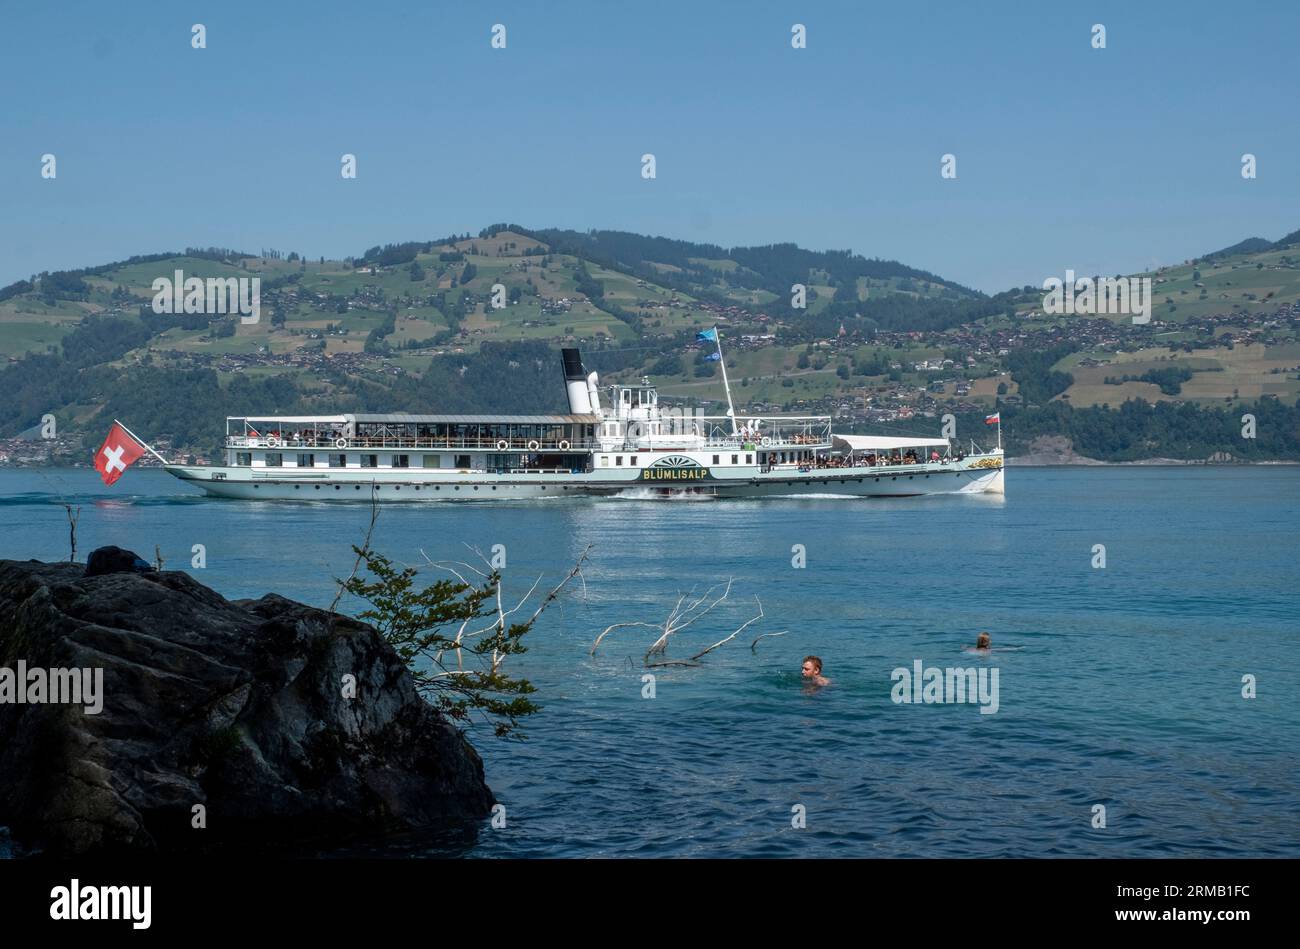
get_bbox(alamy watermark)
[0,661,103,714]
[1042,269,1151,325]
[50,879,150,929]
[891,659,999,714]
[151,269,260,324]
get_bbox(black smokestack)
[561,348,585,381]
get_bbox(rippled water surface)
[2,466,1297,857]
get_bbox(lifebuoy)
[558,439,571,451]
[526,440,541,451]
[760,436,772,446]
[496,439,509,451]
[335,437,347,449]
[266,436,280,447]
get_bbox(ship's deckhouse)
[226,412,599,473]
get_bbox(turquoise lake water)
[1,466,1297,857]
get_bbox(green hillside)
[3,225,1299,464]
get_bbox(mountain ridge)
[2,223,1299,465]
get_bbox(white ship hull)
[165,457,1003,501]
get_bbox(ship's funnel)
[561,348,593,414]
[562,348,585,382]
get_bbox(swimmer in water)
[964,633,1025,654]
[801,655,830,687]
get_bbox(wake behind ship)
[158,346,1004,500]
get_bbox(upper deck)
[225,414,598,452]
[224,412,834,453]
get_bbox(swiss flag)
[94,422,147,486]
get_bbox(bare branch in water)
[591,621,663,656]
[645,577,733,659]
[595,582,784,668]
[750,630,789,652]
[691,596,763,661]
[62,504,80,563]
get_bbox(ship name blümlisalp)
[640,467,711,481]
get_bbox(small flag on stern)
[985,413,1001,425]
[94,422,146,486]
[696,328,718,342]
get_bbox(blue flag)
[696,328,718,342]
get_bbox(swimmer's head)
[976,632,991,649]
[801,656,823,678]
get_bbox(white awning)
[832,434,950,452]
[231,416,350,424]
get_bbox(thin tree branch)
[591,621,663,655]
[646,578,733,658]
[330,483,379,614]
[750,630,789,652]
[691,596,763,661]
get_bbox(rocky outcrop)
[1008,435,1106,466]
[0,552,494,856]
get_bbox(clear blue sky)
[1,0,1296,293]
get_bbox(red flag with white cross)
[94,421,147,486]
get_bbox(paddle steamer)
[161,344,1004,500]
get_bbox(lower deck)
[166,453,1004,500]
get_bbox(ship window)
[393,454,410,468]
[455,455,471,468]
[630,456,638,466]
[423,454,440,468]
[600,456,609,467]
[615,456,623,466]
[360,454,378,468]
[330,454,346,467]
[746,454,753,464]
[297,453,315,467]
[731,454,738,465]
[236,452,252,467]
[712,455,719,465]
[265,452,283,467]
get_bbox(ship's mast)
[711,326,739,436]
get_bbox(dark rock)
[84,545,155,577]
[0,558,494,856]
